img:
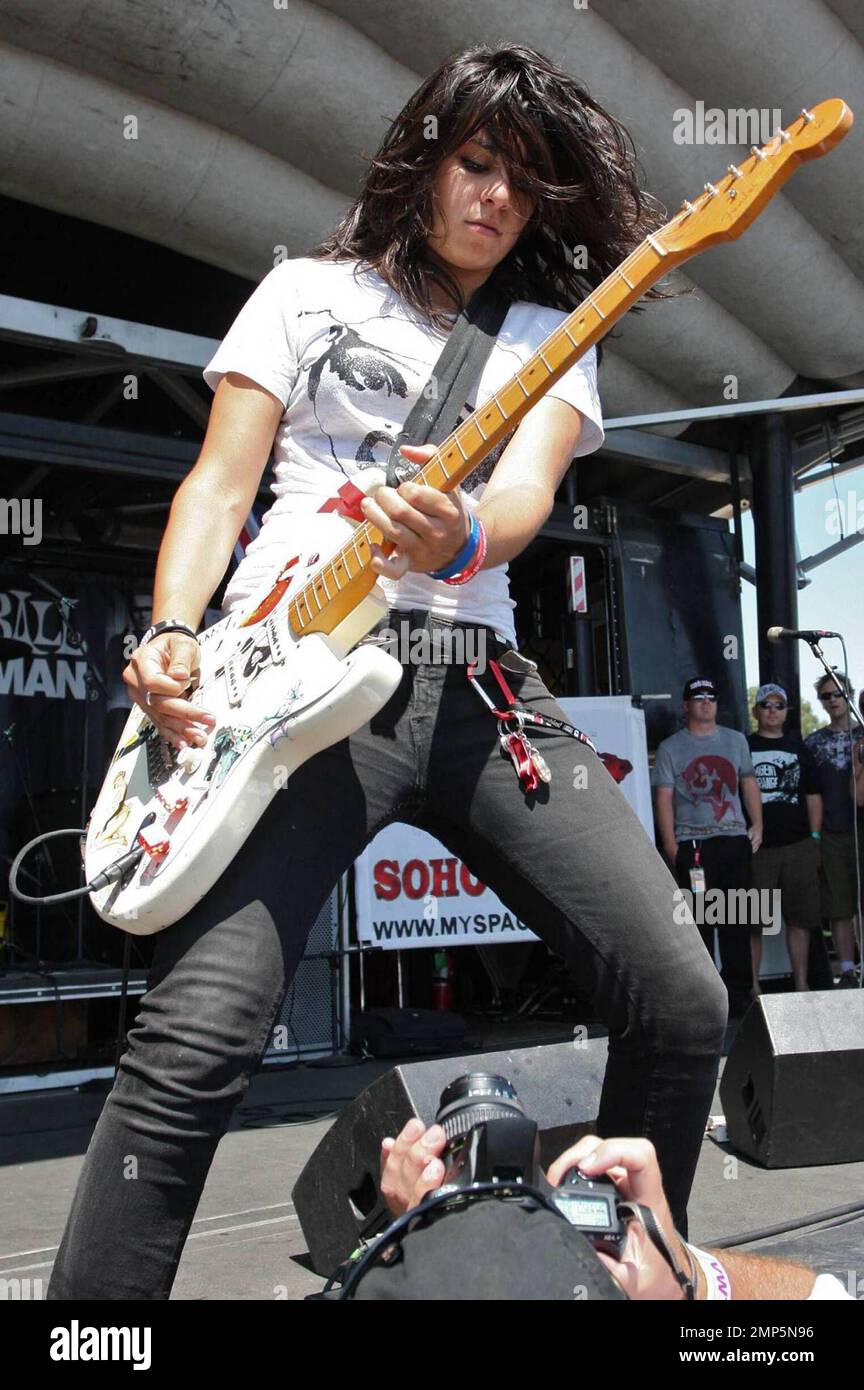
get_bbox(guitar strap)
[384,269,512,489]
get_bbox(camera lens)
[435,1072,526,1143]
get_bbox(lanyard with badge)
[689,841,706,894]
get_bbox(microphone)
[767,626,840,643]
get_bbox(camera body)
[433,1072,628,1257]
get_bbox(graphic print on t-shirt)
[751,748,800,803]
[680,755,739,823]
[303,312,420,475]
[302,310,517,493]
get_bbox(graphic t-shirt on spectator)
[651,727,755,840]
[747,733,819,847]
[804,727,855,833]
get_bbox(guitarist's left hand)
[361,444,472,580]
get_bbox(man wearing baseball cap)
[653,677,763,1017]
[748,684,823,992]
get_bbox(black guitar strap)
[384,271,512,490]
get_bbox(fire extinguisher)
[432,950,454,1011]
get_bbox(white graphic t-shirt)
[202,256,604,644]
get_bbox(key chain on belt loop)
[466,658,599,795]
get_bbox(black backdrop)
[1,565,143,965]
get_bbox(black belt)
[358,607,513,664]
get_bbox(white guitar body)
[85,489,402,934]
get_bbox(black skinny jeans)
[48,611,727,1299]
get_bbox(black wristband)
[139,620,198,648]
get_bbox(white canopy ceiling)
[1,0,862,422]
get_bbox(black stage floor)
[1,1024,862,1301]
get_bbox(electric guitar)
[85,99,853,933]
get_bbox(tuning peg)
[751,145,767,160]
[727,164,743,178]
[703,182,719,196]
[800,108,815,123]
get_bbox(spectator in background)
[653,677,763,1018]
[805,673,861,988]
[747,684,823,992]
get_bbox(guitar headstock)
[658,99,853,259]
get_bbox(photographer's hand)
[380,1119,447,1218]
[547,1135,698,1300]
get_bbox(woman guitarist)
[48,45,726,1300]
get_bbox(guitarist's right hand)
[123,633,216,751]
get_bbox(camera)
[433,1071,629,1257]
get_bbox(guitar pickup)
[265,617,285,664]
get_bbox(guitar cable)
[9,828,145,905]
[9,828,143,1081]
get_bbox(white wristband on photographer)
[687,1243,732,1300]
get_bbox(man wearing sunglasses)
[653,678,763,1017]
[747,684,823,992]
[805,674,862,987]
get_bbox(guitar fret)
[492,395,508,421]
[537,349,552,371]
[320,569,332,601]
[454,433,469,460]
[475,417,488,441]
[563,324,579,348]
[351,535,364,568]
[590,299,606,321]
[646,233,666,257]
[437,451,451,479]
[616,266,635,290]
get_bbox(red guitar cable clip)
[136,828,170,860]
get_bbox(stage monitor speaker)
[292,1037,608,1276]
[720,991,864,1168]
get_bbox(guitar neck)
[287,228,676,637]
[251,97,851,638]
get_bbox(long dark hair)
[312,44,682,334]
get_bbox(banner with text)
[353,697,653,951]
[354,823,540,952]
